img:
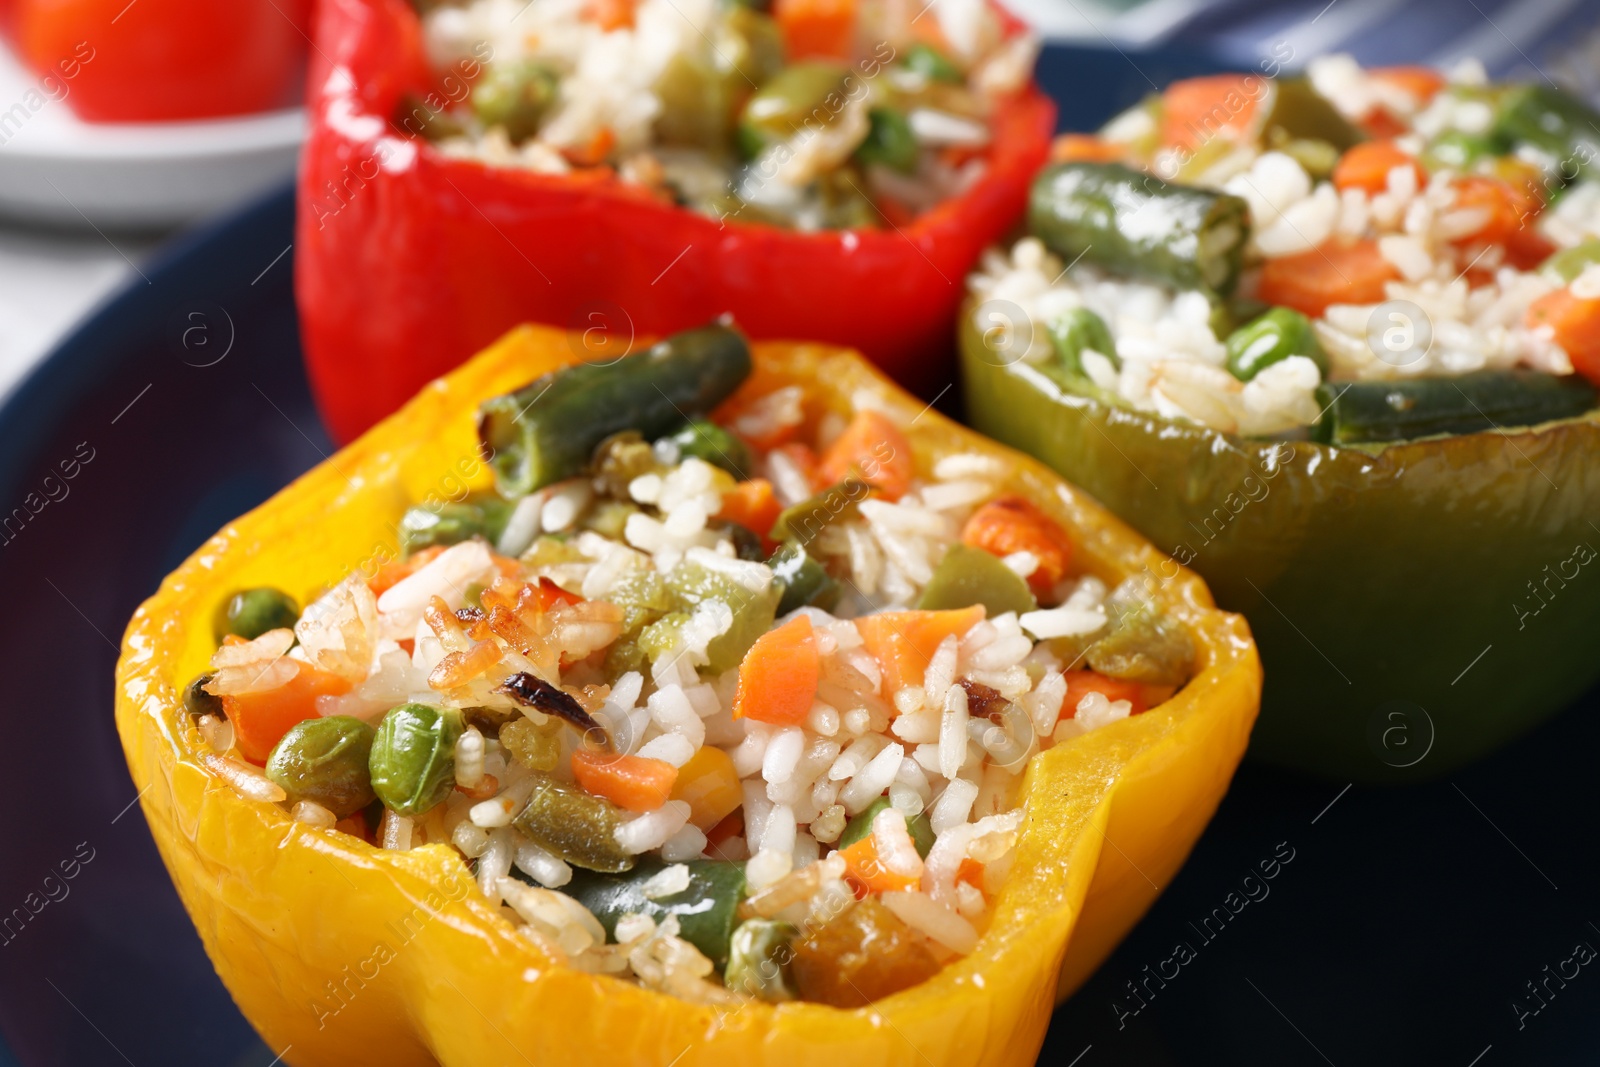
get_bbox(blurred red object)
[6,0,311,121]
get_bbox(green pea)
[399,497,513,554]
[837,797,935,856]
[737,62,851,158]
[1046,306,1119,377]
[471,60,560,144]
[917,542,1036,617]
[725,919,799,1001]
[854,107,918,174]
[182,674,224,720]
[369,703,463,816]
[902,43,963,84]
[1540,238,1600,284]
[1224,306,1327,381]
[266,716,377,817]
[668,419,752,479]
[213,587,299,643]
[770,540,840,614]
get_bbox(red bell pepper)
[295,0,1055,443]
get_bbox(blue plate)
[0,43,1595,1067]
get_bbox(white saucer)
[0,43,304,228]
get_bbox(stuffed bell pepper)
[118,322,1258,1065]
[296,0,1055,442]
[961,56,1600,781]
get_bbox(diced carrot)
[817,409,915,501]
[772,0,856,60]
[1257,239,1399,318]
[839,834,920,895]
[1526,286,1600,384]
[716,479,783,548]
[571,750,678,812]
[561,126,616,167]
[1052,133,1127,163]
[734,615,820,725]
[223,663,353,764]
[581,0,635,31]
[367,544,445,598]
[854,606,986,694]
[1332,140,1427,196]
[1059,670,1148,719]
[1449,175,1553,268]
[961,496,1074,596]
[1369,65,1446,107]
[1160,74,1266,152]
[670,746,744,830]
[956,857,987,892]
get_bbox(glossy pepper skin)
[116,325,1259,1067]
[959,304,1600,782]
[294,0,1056,444]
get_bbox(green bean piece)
[479,322,752,498]
[212,587,300,643]
[854,108,918,174]
[1028,162,1252,295]
[1046,306,1119,378]
[1260,77,1364,154]
[183,674,224,720]
[471,59,559,144]
[398,496,513,554]
[768,478,870,546]
[902,43,963,84]
[737,62,851,158]
[917,543,1037,617]
[368,703,462,816]
[663,559,781,673]
[1224,307,1327,381]
[1540,239,1600,284]
[1086,586,1194,686]
[1313,369,1598,445]
[770,541,841,614]
[1423,130,1503,172]
[1493,85,1600,183]
[513,772,636,873]
[836,797,935,857]
[560,858,747,967]
[266,717,378,817]
[667,419,752,479]
[726,919,799,1000]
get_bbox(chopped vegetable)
[1313,368,1599,444]
[561,858,746,966]
[1526,289,1600,383]
[1224,306,1327,381]
[1028,162,1252,295]
[838,832,919,894]
[917,543,1037,616]
[726,919,799,1001]
[1493,85,1600,184]
[1159,74,1265,152]
[478,322,752,497]
[768,478,870,545]
[903,43,961,83]
[398,497,513,554]
[499,716,561,772]
[571,750,678,812]
[512,771,635,873]
[769,540,840,614]
[219,662,351,764]
[1448,176,1548,266]
[716,478,782,544]
[669,746,743,830]
[817,409,915,501]
[737,61,850,157]
[1088,587,1195,686]
[1331,140,1426,196]
[667,419,752,479]
[264,716,377,817]
[1259,78,1364,158]
[790,898,941,1007]
[856,107,918,173]
[838,797,934,856]
[1045,306,1119,380]
[1540,240,1600,284]
[662,559,782,673]
[212,587,299,643]
[1256,239,1398,318]
[733,614,819,725]
[770,0,855,62]
[855,606,985,692]
[960,495,1073,596]
[471,59,559,144]
[368,703,463,816]
[1060,671,1147,718]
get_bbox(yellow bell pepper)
[116,325,1260,1066]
